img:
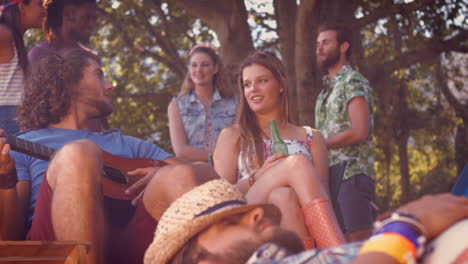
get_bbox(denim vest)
[175,90,237,150]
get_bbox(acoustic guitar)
[5,134,167,200]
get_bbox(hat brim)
[144,203,280,264]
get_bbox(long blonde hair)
[236,51,289,171]
[179,46,233,98]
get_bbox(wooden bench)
[0,241,90,264]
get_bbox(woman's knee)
[268,187,301,210]
[282,154,320,181]
[283,154,312,169]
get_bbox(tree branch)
[356,0,435,28]
[98,7,186,78]
[140,4,186,76]
[436,58,468,123]
[171,0,229,25]
[369,29,468,81]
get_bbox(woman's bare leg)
[246,154,328,206]
[245,154,344,247]
[267,187,308,237]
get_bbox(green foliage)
[92,0,216,151]
[357,0,465,211]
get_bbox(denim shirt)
[175,90,236,150]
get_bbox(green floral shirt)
[315,65,375,180]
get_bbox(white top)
[0,47,24,106]
[237,126,314,181]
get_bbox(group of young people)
[169,25,376,247]
[1,0,466,264]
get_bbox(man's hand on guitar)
[0,129,15,174]
[125,167,160,206]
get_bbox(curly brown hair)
[18,48,100,130]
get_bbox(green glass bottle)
[269,120,289,155]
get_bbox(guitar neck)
[7,135,55,161]
[6,134,128,184]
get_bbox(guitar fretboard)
[6,134,127,184]
[7,135,55,161]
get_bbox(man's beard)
[92,101,112,118]
[265,228,304,254]
[80,97,113,119]
[317,47,340,71]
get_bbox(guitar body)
[101,152,167,200]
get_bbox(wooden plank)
[0,241,90,264]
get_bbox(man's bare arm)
[0,129,29,240]
[325,96,370,149]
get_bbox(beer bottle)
[269,120,289,155]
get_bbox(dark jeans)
[329,162,375,233]
[0,105,19,135]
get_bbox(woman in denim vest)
[168,45,236,162]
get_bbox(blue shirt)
[175,89,236,150]
[11,127,172,221]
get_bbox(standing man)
[315,23,375,242]
[28,0,107,132]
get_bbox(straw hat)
[144,179,281,264]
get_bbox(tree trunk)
[294,0,320,126]
[395,82,411,204]
[436,58,468,174]
[455,124,468,174]
[274,0,298,123]
[392,17,411,204]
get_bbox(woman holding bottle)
[213,51,344,249]
[168,44,236,162]
[1,0,45,134]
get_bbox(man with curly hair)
[0,49,215,264]
[28,0,108,132]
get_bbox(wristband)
[374,221,420,248]
[373,212,427,258]
[374,212,427,238]
[0,168,18,189]
[359,233,417,264]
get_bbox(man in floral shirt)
[315,23,375,242]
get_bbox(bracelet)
[248,173,256,186]
[374,221,420,248]
[359,233,417,264]
[373,212,427,258]
[374,212,428,238]
[0,168,18,189]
